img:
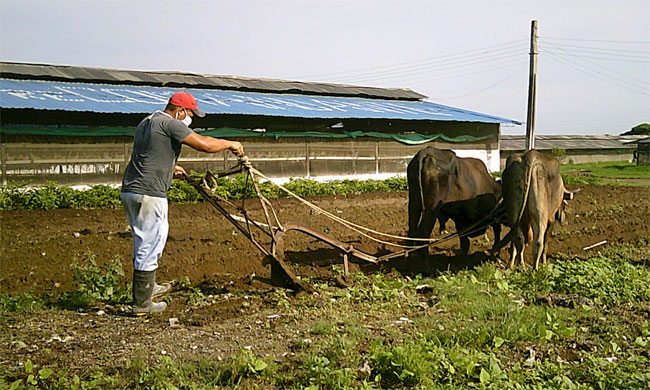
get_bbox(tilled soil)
[1,184,649,378]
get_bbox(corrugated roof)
[0,79,520,124]
[0,61,426,101]
[637,137,650,144]
[500,135,645,151]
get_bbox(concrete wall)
[1,138,499,186]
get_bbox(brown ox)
[407,147,502,254]
[497,150,573,269]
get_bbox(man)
[121,91,244,315]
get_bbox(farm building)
[500,134,646,167]
[636,137,650,166]
[0,62,520,185]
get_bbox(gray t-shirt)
[121,112,193,198]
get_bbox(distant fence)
[500,149,635,167]
[1,139,498,186]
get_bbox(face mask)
[181,110,192,127]
[176,109,192,127]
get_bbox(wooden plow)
[187,156,502,292]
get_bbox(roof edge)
[0,61,427,101]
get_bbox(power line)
[385,60,529,85]
[355,60,529,89]
[540,43,650,57]
[290,39,527,80]
[541,48,650,62]
[324,47,527,83]
[330,51,527,84]
[428,63,528,100]
[328,50,522,82]
[541,36,650,44]
[538,40,650,54]
[540,43,648,84]
[545,52,648,93]
[545,53,649,95]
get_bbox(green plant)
[8,359,53,390]
[552,147,567,164]
[233,347,269,377]
[6,360,110,390]
[65,252,130,306]
[186,286,207,306]
[167,179,201,203]
[561,174,601,186]
[0,293,47,314]
[561,161,650,180]
[0,175,411,210]
[510,255,650,306]
[75,185,121,208]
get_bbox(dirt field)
[1,183,649,379]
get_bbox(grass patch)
[0,293,48,314]
[56,252,131,309]
[561,161,650,180]
[0,175,409,211]
[1,252,131,314]
[5,239,650,389]
[510,254,650,306]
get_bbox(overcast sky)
[1,0,648,135]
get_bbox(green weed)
[510,255,650,306]
[4,359,114,390]
[0,293,47,314]
[3,242,649,389]
[0,175,410,210]
[57,252,130,308]
[561,161,650,179]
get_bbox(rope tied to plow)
[223,156,504,251]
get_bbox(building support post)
[305,141,311,178]
[1,143,6,186]
[375,141,380,175]
[526,20,538,151]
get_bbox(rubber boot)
[132,270,167,315]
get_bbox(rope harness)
[190,156,504,290]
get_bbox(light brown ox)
[495,150,574,269]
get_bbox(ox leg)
[541,221,554,265]
[418,207,439,241]
[410,207,437,256]
[407,201,422,246]
[511,228,526,268]
[438,216,448,234]
[491,223,502,252]
[459,236,470,255]
[531,220,546,270]
[508,242,516,268]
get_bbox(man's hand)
[174,165,188,179]
[229,141,244,157]
[182,133,245,156]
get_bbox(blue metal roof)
[0,79,520,124]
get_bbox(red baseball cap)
[168,91,205,117]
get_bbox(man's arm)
[182,132,244,156]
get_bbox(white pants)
[120,192,169,271]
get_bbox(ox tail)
[491,153,538,253]
[556,179,577,225]
[417,154,427,232]
[515,153,537,226]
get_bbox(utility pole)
[525,20,538,151]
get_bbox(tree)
[620,123,650,136]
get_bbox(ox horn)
[563,188,578,200]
